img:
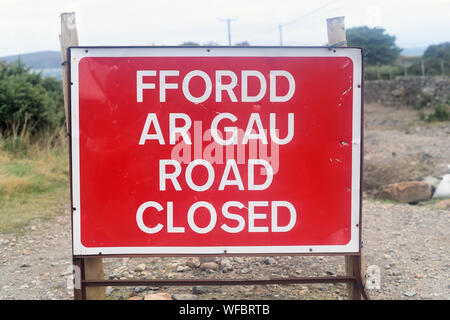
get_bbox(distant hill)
[401,47,426,57]
[0,50,61,68]
[0,51,62,79]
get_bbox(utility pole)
[219,17,238,46]
[279,24,283,46]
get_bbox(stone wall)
[364,76,450,107]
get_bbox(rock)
[134,286,147,293]
[433,174,450,199]
[262,257,276,265]
[375,181,431,203]
[106,287,115,296]
[115,265,127,274]
[172,294,198,300]
[404,291,416,297]
[233,257,244,263]
[200,256,216,263]
[241,267,250,274]
[433,199,450,209]
[200,262,218,271]
[176,265,190,272]
[186,257,201,268]
[135,263,146,272]
[392,88,405,97]
[423,176,441,193]
[192,286,209,294]
[219,258,232,270]
[109,273,119,280]
[144,293,172,300]
[154,263,164,271]
[421,86,435,96]
[20,264,31,268]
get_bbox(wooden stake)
[59,12,78,133]
[84,257,106,300]
[327,16,365,300]
[326,16,346,47]
[60,12,105,300]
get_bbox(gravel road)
[0,103,449,300]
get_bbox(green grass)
[0,129,70,233]
[370,198,398,205]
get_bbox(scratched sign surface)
[70,47,363,255]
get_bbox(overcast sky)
[1,0,449,56]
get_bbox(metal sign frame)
[68,46,368,300]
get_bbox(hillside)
[0,51,60,68]
[0,51,62,79]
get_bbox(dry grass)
[0,128,70,233]
[363,153,434,192]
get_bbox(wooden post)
[326,16,346,47]
[60,12,106,300]
[327,16,365,300]
[84,257,106,300]
[279,24,283,46]
[59,12,78,133]
[421,59,425,76]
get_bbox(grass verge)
[0,129,69,233]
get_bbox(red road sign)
[70,47,363,255]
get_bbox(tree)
[0,59,64,137]
[346,26,402,65]
[423,42,450,60]
[235,41,250,46]
[422,42,450,75]
[180,41,200,46]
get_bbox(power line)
[224,0,342,43]
[282,0,337,27]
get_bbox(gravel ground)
[0,103,449,300]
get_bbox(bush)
[0,59,65,138]
[418,103,450,122]
[364,64,403,80]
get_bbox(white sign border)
[70,46,362,256]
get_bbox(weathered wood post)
[59,12,78,133]
[326,16,365,300]
[60,12,106,300]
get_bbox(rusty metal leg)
[72,257,85,300]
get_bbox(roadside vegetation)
[418,103,450,122]
[0,59,68,233]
